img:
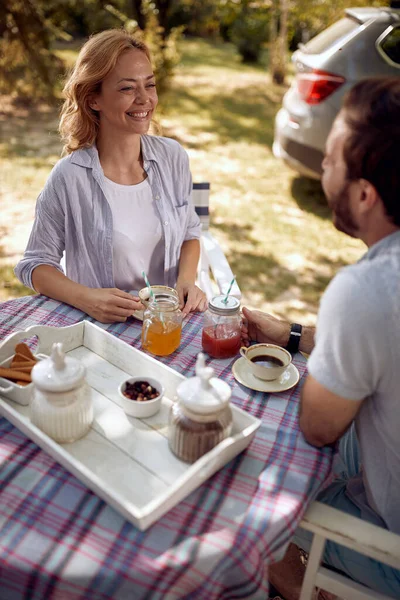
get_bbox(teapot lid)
[32,343,86,392]
[176,353,231,415]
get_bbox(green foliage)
[128,13,183,96]
[168,0,226,37]
[0,0,65,101]
[288,0,390,50]
[106,1,183,97]
[229,1,269,63]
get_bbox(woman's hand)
[79,288,143,323]
[176,282,208,316]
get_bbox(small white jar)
[31,343,93,443]
[168,353,233,463]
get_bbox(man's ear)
[358,178,379,213]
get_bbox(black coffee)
[250,354,285,368]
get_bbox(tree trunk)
[277,0,288,84]
[269,0,278,80]
[156,0,173,39]
[270,0,288,85]
[130,0,146,30]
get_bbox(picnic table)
[0,294,332,599]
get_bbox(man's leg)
[267,428,360,600]
[293,426,400,599]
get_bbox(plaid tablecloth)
[0,295,332,600]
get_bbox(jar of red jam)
[201,295,241,359]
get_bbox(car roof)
[345,7,400,24]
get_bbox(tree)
[128,0,175,38]
[0,0,64,100]
[230,0,270,63]
[269,0,288,84]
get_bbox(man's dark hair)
[342,77,400,226]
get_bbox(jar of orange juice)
[141,293,182,356]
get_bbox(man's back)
[308,230,400,533]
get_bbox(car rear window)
[301,17,360,55]
[378,26,400,66]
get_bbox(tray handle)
[0,379,13,394]
[0,323,85,360]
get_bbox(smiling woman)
[14,29,207,323]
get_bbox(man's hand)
[79,288,143,323]
[241,307,291,347]
[176,282,208,316]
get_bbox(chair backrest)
[192,182,210,231]
[299,501,400,600]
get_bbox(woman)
[15,29,207,323]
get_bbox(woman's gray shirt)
[15,135,201,290]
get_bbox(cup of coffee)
[239,344,291,381]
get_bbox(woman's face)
[90,48,158,136]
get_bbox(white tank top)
[103,176,165,291]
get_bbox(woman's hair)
[342,77,400,227]
[59,29,151,154]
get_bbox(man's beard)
[326,180,359,238]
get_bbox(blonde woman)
[15,29,207,323]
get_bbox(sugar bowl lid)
[32,343,86,392]
[176,353,231,415]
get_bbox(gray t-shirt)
[308,231,400,534]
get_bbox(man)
[242,77,400,600]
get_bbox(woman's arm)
[32,265,143,324]
[176,239,207,315]
[15,181,66,289]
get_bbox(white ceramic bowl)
[118,376,164,418]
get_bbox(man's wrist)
[285,323,303,354]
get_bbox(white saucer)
[232,357,300,393]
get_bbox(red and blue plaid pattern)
[0,295,332,599]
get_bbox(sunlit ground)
[0,38,364,322]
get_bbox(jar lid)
[176,353,231,415]
[209,295,240,316]
[32,343,86,392]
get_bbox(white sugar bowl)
[168,353,233,463]
[31,343,93,443]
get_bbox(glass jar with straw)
[141,271,182,356]
[202,280,241,359]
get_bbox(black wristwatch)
[286,323,302,354]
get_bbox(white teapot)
[31,343,93,443]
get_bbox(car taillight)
[296,69,346,104]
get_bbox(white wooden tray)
[0,322,261,530]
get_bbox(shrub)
[230,7,269,63]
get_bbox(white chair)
[299,501,400,600]
[192,182,241,301]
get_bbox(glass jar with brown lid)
[168,353,232,464]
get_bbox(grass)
[0,37,364,322]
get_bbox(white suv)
[273,7,400,179]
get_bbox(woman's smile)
[126,110,151,120]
